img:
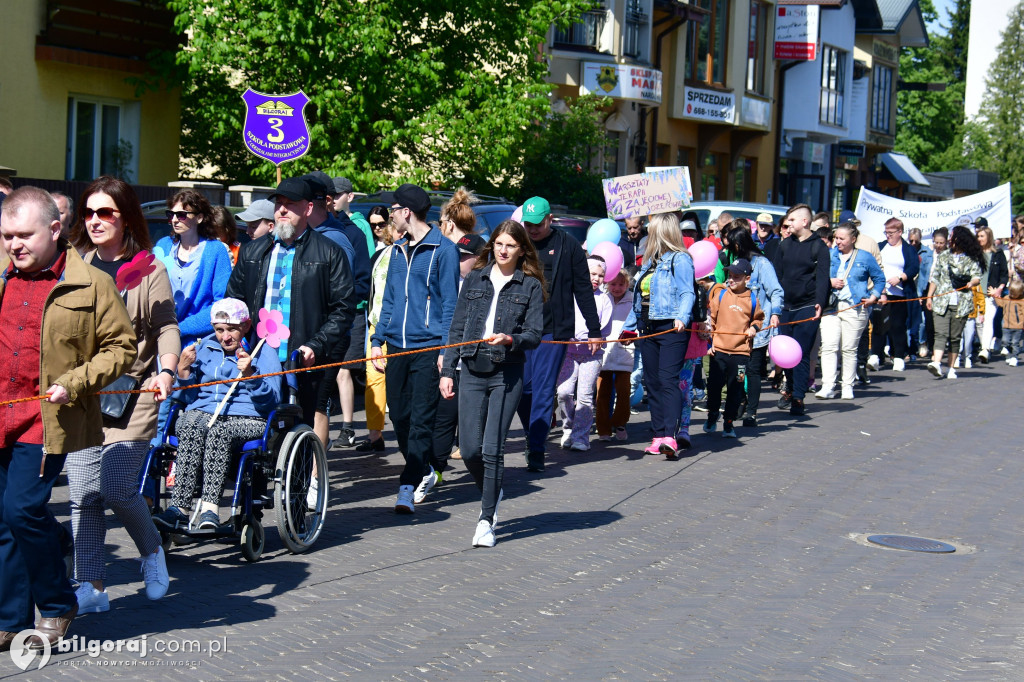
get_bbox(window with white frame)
[819,45,846,126]
[870,64,894,133]
[66,96,140,182]
[746,0,769,95]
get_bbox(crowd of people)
[1,173,1022,651]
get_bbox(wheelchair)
[139,351,328,561]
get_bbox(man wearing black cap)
[370,183,459,513]
[302,172,372,448]
[226,177,356,436]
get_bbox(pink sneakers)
[644,438,663,455]
[659,437,679,460]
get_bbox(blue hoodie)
[177,335,283,418]
[371,224,460,351]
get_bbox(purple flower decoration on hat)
[256,307,291,349]
[116,251,157,293]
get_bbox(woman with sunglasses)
[356,206,393,452]
[153,189,233,346]
[66,176,181,611]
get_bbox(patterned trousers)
[171,410,266,509]
[67,441,161,583]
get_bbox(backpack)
[717,287,759,328]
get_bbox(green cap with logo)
[521,196,551,224]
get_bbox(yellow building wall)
[0,1,180,185]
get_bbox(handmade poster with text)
[241,89,311,165]
[603,168,693,220]
[853,184,1013,241]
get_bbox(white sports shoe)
[815,388,836,400]
[892,358,905,372]
[1007,357,1018,367]
[395,485,415,514]
[560,430,572,448]
[75,582,110,613]
[866,354,880,371]
[964,357,973,369]
[413,468,440,504]
[953,357,961,368]
[139,546,169,600]
[946,368,958,380]
[306,476,319,510]
[927,361,943,378]
[472,519,495,547]
[841,386,854,400]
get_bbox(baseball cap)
[270,177,313,202]
[681,219,698,233]
[333,177,354,194]
[972,216,989,228]
[236,199,275,222]
[300,172,332,200]
[727,258,752,278]
[521,197,551,224]
[210,298,250,325]
[838,209,860,226]
[755,212,773,224]
[390,183,431,213]
[456,233,486,256]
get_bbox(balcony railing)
[623,0,648,58]
[553,9,607,52]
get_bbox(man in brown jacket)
[0,186,136,651]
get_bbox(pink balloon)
[769,335,803,369]
[511,205,523,225]
[689,240,719,279]
[590,241,624,282]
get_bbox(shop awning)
[879,152,929,186]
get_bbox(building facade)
[0,0,180,186]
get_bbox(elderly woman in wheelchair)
[154,299,282,532]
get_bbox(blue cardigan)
[154,237,233,343]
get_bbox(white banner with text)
[853,184,1013,241]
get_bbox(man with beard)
[226,177,356,429]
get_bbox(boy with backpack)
[703,259,764,439]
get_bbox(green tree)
[167,0,598,196]
[895,0,971,172]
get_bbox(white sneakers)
[866,354,880,371]
[892,358,905,372]
[139,546,169,600]
[927,361,943,378]
[560,430,572,448]
[395,485,415,514]
[414,468,440,504]
[306,476,320,510]
[1008,357,1019,367]
[841,386,855,400]
[978,349,990,363]
[815,388,837,400]
[75,583,110,613]
[472,520,495,547]
[946,368,958,380]
[964,357,973,369]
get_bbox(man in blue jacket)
[370,183,460,513]
[515,197,603,472]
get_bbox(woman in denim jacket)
[721,222,784,426]
[620,213,696,459]
[817,223,884,400]
[441,221,545,547]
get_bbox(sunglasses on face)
[165,210,197,221]
[370,221,386,230]
[83,207,120,221]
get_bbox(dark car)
[350,190,517,239]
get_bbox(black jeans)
[637,320,688,437]
[431,369,460,474]
[385,349,441,487]
[746,345,768,416]
[459,364,524,524]
[780,307,821,402]
[871,296,908,359]
[707,352,748,423]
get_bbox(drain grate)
[867,534,956,553]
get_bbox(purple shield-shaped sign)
[241,89,311,166]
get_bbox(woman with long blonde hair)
[621,213,696,459]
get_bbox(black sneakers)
[789,399,805,416]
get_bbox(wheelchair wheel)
[240,517,265,562]
[274,425,328,553]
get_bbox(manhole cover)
[867,534,956,553]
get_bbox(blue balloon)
[586,219,621,253]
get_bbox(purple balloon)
[769,335,803,369]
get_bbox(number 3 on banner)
[267,117,284,142]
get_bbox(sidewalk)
[7,360,1024,680]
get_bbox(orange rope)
[2,284,975,406]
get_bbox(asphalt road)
[3,357,1023,680]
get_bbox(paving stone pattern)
[4,362,1023,680]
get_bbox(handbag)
[99,374,140,421]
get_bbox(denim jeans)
[780,307,821,402]
[385,349,441,487]
[516,336,567,460]
[637,320,688,437]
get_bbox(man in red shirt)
[0,186,136,651]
